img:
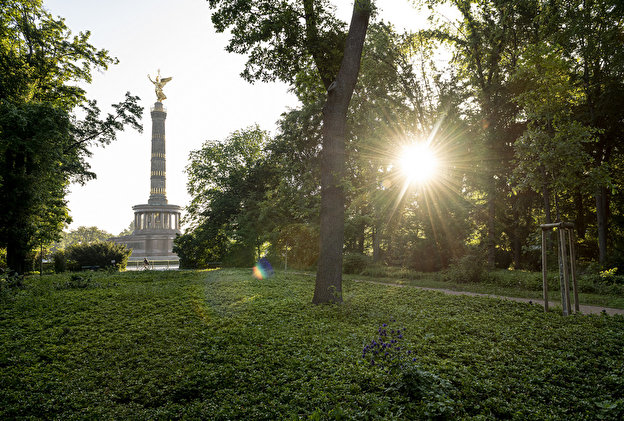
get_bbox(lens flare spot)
[252,257,274,279]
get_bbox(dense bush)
[53,249,67,273]
[343,252,370,274]
[437,253,490,284]
[269,223,319,270]
[173,229,227,269]
[494,247,514,269]
[54,241,130,271]
[386,240,446,272]
[53,274,102,290]
[488,269,545,290]
[0,269,23,298]
[443,265,624,299]
[576,266,624,296]
[360,264,425,280]
[222,243,255,268]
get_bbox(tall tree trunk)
[313,2,370,304]
[486,181,496,268]
[2,148,30,274]
[511,202,521,268]
[512,231,521,269]
[356,224,365,254]
[6,239,26,274]
[595,186,608,265]
[542,172,553,252]
[543,186,552,225]
[575,190,586,238]
[372,225,381,263]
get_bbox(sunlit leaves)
[512,42,607,200]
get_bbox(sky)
[43,0,446,235]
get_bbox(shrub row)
[343,251,624,297]
[53,241,131,272]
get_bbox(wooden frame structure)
[540,222,579,316]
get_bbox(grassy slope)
[1,269,623,419]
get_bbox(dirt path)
[351,279,624,316]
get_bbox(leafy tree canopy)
[0,0,143,272]
[52,226,114,252]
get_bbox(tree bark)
[6,238,27,274]
[372,225,381,263]
[543,186,552,225]
[313,2,370,304]
[512,231,521,269]
[595,186,608,265]
[2,146,30,274]
[511,204,521,268]
[542,172,553,252]
[574,190,586,238]
[486,181,496,268]
[356,221,365,253]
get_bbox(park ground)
[1,269,623,419]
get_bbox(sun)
[399,143,439,184]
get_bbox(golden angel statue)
[148,69,172,102]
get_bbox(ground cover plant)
[355,264,624,310]
[1,269,623,419]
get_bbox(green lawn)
[1,269,623,419]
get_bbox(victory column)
[112,70,182,265]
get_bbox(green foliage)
[359,265,425,281]
[0,1,142,273]
[207,0,347,87]
[438,253,490,284]
[51,226,113,252]
[179,126,273,268]
[600,267,619,281]
[576,266,624,296]
[342,252,370,275]
[362,318,453,417]
[362,318,455,419]
[53,249,67,273]
[173,229,225,269]
[1,269,623,419]
[0,269,24,298]
[53,273,101,290]
[269,223,320,270]
[221,243,255,268]
[512,42,605,202]
[117,221,135,237]
[193,0,624,283]
[57,241,130,271]
[485,268,624,298]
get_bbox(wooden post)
[542,228,548,312]
[541,222,576,316]
[568,229,579,313]
[559,228,572,316]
